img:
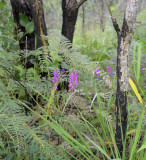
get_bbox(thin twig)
[0,64,26,88]
[106,1,113,16]
[106,2,121,34]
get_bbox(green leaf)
[25,22,34,34]
[136,42,142,82]
[19,13,30,27]
[137,141,146,153]
[18,32,24,40]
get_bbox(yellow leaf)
[127,129,136,136]
[129,77,143,104]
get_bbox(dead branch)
[107,2,121,34]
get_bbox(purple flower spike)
[106,66,114,79]
[141,65,143,70]
[106,66,111,72]
[68,70,78,92]
[52,70,60,89]
[94,68,100,79]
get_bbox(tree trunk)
[96,0,106,32]
[61,0,87,43]
[60,0,87,91]
[10,0,47,51]
[99,0,106,32]
[10,0,49,108]
[82,4,85,35]
[61,0,78,43]
[110,0,139,157]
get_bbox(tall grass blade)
[68,120,99,160]
[84,135,112,160]
[129,107,145,160]
[137,133,146,153]
[18,100,94,159]
[136,42,142,82]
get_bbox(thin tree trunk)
[82,4,85,35]
[100,0,106,32]
[97,0,106,32]
[10,0,47,51]
[61,0,87,43]
[109,0,139,157]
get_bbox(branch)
[106,2,121,34]
[111,17,121,34]
[77,0,87,8]
[74,0,87,10]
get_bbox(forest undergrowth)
[0,2,146,160]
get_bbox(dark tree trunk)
[10,0,49,110]
[10,0,47,51]
[61,0,87,43]
[109,0,139,157]
[61,0,79,43]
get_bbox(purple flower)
[129,99,132,103]
[106,66,114,79]
[68,70,78,91]
[52,70,60,89]
[94,68,100,79]
[141,65,143,70]
[106,66,111,72]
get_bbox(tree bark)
[61,0,87,43]
[82,4,85,35]
[110,0,139,157]
[10,0,47,51]
[99,0,106,32]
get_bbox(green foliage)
[19,13,34,34]
[0,1,145,160]
[0,41,71,159]
[19,13,30,27]
[134,9,146,41]
[74,24,117,63]
[25,22,35,34]
[129,107,145,160]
